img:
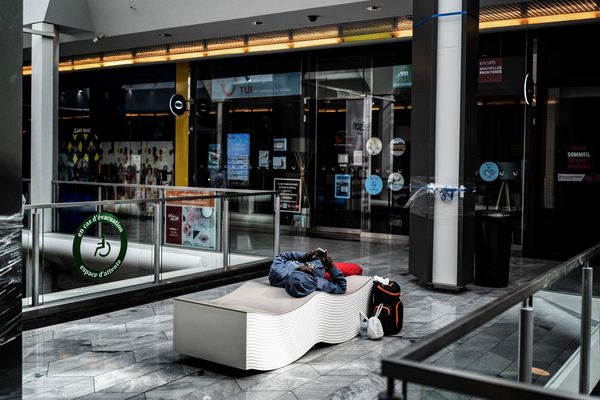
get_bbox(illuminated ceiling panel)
[22,0,600,74]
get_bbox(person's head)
[285,269,317,298]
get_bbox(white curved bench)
[173,275,372,370]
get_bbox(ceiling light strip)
[21,7,600,74]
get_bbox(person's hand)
[322,255,335,270]
[304,249,317,261]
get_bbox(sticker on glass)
[387,172,404,191]
[390,138,406,156]
[479,161,499,182]
[366,137,383,155]
[364,175,383,196]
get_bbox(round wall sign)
[365,175,384,195]
[72,213,128,279]
[390,138,406,156]
[387,172,405,191]
[169,94,187,116]
[479,161,500,182]
[366,137,383,155]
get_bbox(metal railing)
[23,188,280,308]
[380,242,600,399]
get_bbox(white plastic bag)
[368,304,384,340]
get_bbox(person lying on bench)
[269,250,347,298]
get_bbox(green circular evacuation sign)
[72,212,128,279]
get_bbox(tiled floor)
[23,235,588,400]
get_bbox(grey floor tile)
[465,351,512,377]
[144,374,222,399]
[22,375,89,398]
[322,376,384,400]
[133,340,174,362]
[247,364,321,391]
[227,390,291,400]
[275,393,299,400]
[52,352,136,377]
[52,323,128,340]
[25,377,95,400]
[308,350,369,375]
[93,362,166,392]
[433,350,482,369]
[293,375,362,400]
[23,362,49,383]
[179,378,241,400]
[77,393,137,400]
[90,307,156,325]
[92,332,169,353]
[235,363,301,391]
[125,314,172,331]
[100,364,199,394]
[47,351,126,375]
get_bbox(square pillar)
[409,0,479,288]
[31,22,58,229]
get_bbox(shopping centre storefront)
[22,22,600,259]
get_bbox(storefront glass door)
[309,50,412,237]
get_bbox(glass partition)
[22,186,277,308]
[381,248,600,399]
[228,193,275,260]
[421,268,599,393]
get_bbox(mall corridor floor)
[22,236,584,400]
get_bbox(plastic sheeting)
[405,176,476,219]
[0,212,23,347]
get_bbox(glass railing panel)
[228,194,275,265]
[159,188,223,279]
[24,185,277,307]
[424,304,521,381]
[26,201,156,306]
[420,267,599,394]
[54,182,102,235]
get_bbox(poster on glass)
[335,174,351,199]
[227,133,250,186]
[274,178,302,213]
[258,150,269,168]
[273,156,287,170]
[164,190,217,250]
[273,138,287,151]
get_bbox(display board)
[165,190,217,250]
[274,178,302,213]
[227,133,250,186]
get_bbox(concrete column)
[31,22,58,229]
[409,0,479,288]
[0,0,23,397]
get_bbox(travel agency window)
[191,52,306,226]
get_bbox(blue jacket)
[269,251,347,297]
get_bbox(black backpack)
[370,281,403,335]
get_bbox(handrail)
[23,191,277,211]
[381,242,600,399]
[381,359,589,400]
[386,242,600,362]
[52,180,275,194]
